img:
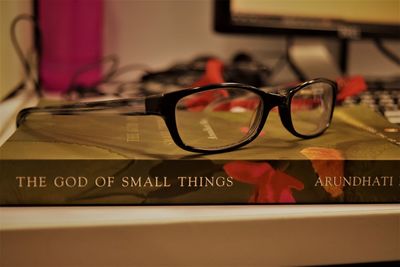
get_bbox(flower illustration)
[223,161,304,203]
[300,147,344,198]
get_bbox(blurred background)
[0,0,399,143]
[1,0,399,93]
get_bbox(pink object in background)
[38,0,103,93]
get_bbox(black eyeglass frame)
[17,78,337,153]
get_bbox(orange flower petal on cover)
[300,147,344,198]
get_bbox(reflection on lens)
[290,82,333,136]
[175,88,262,150]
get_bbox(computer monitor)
[214,0,400,39]
[214,0,400,77]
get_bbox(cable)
[285,37,307,81]
[9,14,41,97]
[267,52,288,82]
[4,14,151,102]
[1,82,26,101]
[69,54,120,89]
[65,55,150,100]
[264,38,307,83]
[2,14,41,102]
[374,38,400,66]
[10,16,33,81]
[65,54,120,99]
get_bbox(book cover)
[0,106,399,204]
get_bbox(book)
[0,105,399,204]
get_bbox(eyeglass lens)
[175,88,263,150]
[290,82,333,136]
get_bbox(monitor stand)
[288,39,344,80]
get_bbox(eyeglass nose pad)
[247,100,277,138]
[249,106,260,127]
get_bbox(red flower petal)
[184,89,229,111]
[336,75,367,101]
[260,170,304,203]
[191,59,225,87]
[223,161,274,185]
[223,161,304,203]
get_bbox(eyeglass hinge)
[145,95,163,115]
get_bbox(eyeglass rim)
[279,78,338,140]
[160,78,337,153]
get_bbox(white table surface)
[1,204,399,267]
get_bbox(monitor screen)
[215,0,400,39]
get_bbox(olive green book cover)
[0,106,399,204]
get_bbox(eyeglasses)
[17,78,337,153]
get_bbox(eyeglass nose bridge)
[260,93,287,113]
[248,93,287,136]
[276,93,313,139]
[255,92,294,136]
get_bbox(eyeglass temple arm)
[16,96,163,127]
